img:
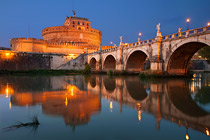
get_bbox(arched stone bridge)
[88,26,210,75]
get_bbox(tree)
[198,46,210,63]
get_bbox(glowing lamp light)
[207,22,210,26]
[5,53,10,56]
[186,18,190,23]
[110,41,113,45]
[139,33,142,36]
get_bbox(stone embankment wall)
[57,54,87,70]
[191,60,210,71]
[0,51,72,70]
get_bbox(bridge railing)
[162,26,210,41]
[88,26,210,55]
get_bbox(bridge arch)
[166,40,210,75]
[103,54,116,70]
[103,76,116,93]
[89,76,96,88]
[125,50,148,72]
[166,79,209,117]
[89,57,97,70]
[125,77,148,101]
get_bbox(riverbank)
[0,70,83,76]
[0,69,196,78]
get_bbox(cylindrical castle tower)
[42,16,102,48]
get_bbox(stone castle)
[10,13,102,58]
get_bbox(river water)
[0,74,210,140]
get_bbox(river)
[0,73,210,140]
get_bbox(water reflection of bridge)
[0,75,209,136]
[88,76,210,136]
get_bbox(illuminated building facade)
[10,14,102,57]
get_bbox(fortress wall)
[10,38,98,55]
[0,51,77,70]
[57,54,87,70]
[11,38,47,53]
[50,55,72,69]
[45,45,97,55]
[0,51,51,70]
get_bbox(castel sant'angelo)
[10,12,102,58]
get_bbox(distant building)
[10,14,102,58]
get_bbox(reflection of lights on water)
[110,101,113,112]
[190,73,202,93]
[67,85,75,96]
[190,82,195,93]
[185,134,189,140]
[9,102,12,109]
[71,88,74,96]
[138,110,141,121]
[136,103,142,121]
[206,128,209,136]
[65,97,68,106]
[6,83,9,98]
[5,84,14,98]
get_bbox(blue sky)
[0,0,209,47]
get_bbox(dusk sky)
[0,0,210,48]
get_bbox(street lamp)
[207,22,210,26]
[138,32,142,43]
[186,18,190,30]
[110,41,113,46]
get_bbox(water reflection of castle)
[0,75,209,136]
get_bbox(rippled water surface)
[0,74,210,140]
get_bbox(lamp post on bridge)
[138,33,142,43]
[110,41,113,45]
[186,18,190,30]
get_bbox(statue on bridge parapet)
[120,36,123,45]
[98,43,102,52]
[138,37,141,43]
[178,27,182,36]
[156,23,162,37]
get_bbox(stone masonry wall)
[0,52,51,70]
[57,54,87,70]
[0,51,72,70]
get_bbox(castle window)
[73,25,75,27]
[77,26,85,30]
[87,27,89,29]
[78,21,80,25]
[73,21,75,24]
[87,23,89,26]
[82,22,84,25]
